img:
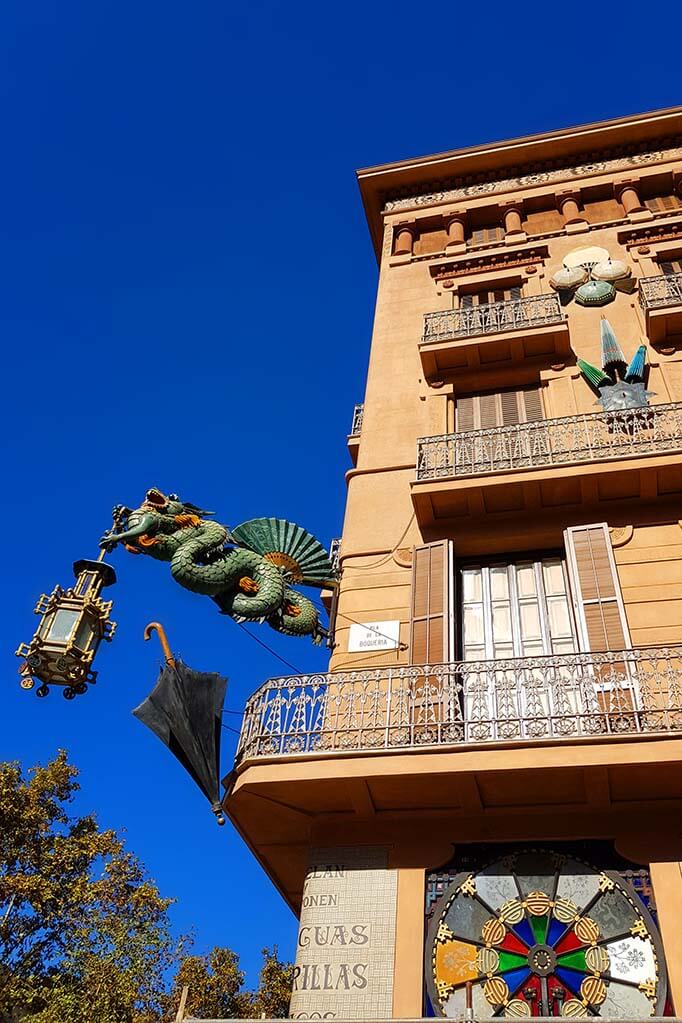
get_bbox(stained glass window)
[425,844,668,1019]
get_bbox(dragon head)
[100,488,213,550]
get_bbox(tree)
[166,946,293,1020]
[0,751,294,1022]
[249,947,294,1019]
[0,750,183,1023]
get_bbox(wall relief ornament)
[578,320,654,412]
[383,142,682,213]
[549,249,634,307]
[609,525,634,548]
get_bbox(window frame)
[455,550,578,662]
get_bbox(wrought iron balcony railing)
[235,647,682,762]
[350,403,364,436]
[639,271,682,309]
[416,402,682,481]
[422,294,564,344]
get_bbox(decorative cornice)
[383,140,682,213]
[429,246,549,281]
[621,220,682,248]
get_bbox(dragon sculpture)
[100,489,336,644]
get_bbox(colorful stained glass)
[426,849,667,1019]
[435,939,478,986]
[500,933,528,955]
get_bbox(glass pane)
[463,605,484,646]
[74,617,95,651]
[516,563,536,597]
[490,566,509,599]
[47,609,79,643]
[492,604,512,642]
[519,601,541,640]
[493,643,514,659]
[76,572,96,596]
[462,569,482,602]
[547,595,572,638]
[542,559,566,595]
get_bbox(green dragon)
[100,489,336,643]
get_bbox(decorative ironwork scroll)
[235,647,682,762]
[422,294,563,344]
[416,402,682,481]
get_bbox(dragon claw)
[238,576,260,594]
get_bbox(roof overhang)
[356,106,682,261]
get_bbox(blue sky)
[2,0,680,983]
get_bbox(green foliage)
[0,752,292,1022]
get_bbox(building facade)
[226,108,682,1020]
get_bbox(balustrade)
[236,647,682,761]
[422,294,563,343]
[416,403,682,481]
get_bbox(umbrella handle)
[144,622,176,667]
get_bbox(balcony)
[226,648,682,909]
[639,272,682,346]
[420,294,570,383]
[347,402,364,464]
[236,647,682,763]
[412,403,682,530]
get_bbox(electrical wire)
[221,722,242,735]
[234,620,304,674]
[337,512,416,572]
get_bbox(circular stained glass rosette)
[425,851,667,1019]
[575,280,616,306]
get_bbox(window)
[645,194,682,213]
[456,385,544,432]
[468,225,505,246]
[460,284,521,307]
[659,258,682,276]
[460,557,577,661]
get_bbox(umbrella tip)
[212,802,226,826]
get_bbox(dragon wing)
[231,517,336,589]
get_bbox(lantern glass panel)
[74,616,96,652]
[75,572,96,596]
[47,609,79,643]
[38,612,55,638]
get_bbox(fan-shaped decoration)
[575,280,616,306]
[231,517,336,586]
[600,317,626,370]
[591,258,631,283]
[626,344,648,382]
[549,266,589,292]
[576,359,610,388]
[425,849,667,1019]
[578,322,654,411]
[563,245,610,270]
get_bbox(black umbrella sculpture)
[133,623,227,825]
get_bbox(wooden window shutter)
[522,386,544,423]
[457,387,544,432]
[564,523,631,653]
[456,396,475,432]
[410,540,453,664]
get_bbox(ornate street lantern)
[16,550,117,700]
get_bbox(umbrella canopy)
[133,655,228,824]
